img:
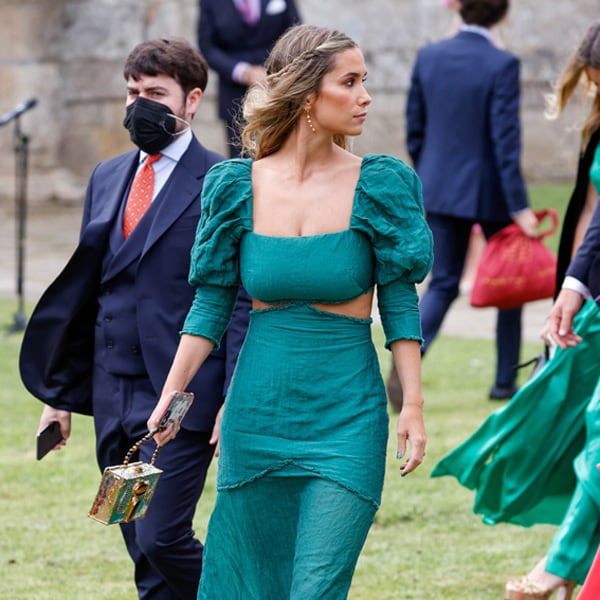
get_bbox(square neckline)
[247,155,368,240]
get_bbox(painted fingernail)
[396,451,403,459]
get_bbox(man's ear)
[186,88,203,120]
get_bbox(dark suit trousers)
[92,363,215,600]
[419,213,522,387]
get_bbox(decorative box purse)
[88,431,163,525]
[88,391,194,525]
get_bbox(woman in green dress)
[147,24,433,599]
[432,22,600,600]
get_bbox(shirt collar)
[460,24,493,42]
[139,127,192,164]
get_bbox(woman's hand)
[396,403,426,476]
[546,288,585,349]
[210,404,224,457]
[147,391,181,447]
[512,208,539,238]
[389,339,426,476]
[147,334,217,446]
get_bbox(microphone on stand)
[0,98,38,127]
[2,97,38,332]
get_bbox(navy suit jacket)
[198,0,300,122]
[406,31,529,222]
[567,197,600,301]
[19,136,250,431]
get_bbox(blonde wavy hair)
[240,24,359,159]
[545,22,600,147]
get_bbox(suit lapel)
[102,136,212,281]
[142,137,210,254]
[90,152,138,231]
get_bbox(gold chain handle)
[122,430,162,467]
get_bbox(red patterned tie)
[122,154,162,239]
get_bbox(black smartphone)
[36,421,64,460]
[159,391,194,431]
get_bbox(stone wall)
[0,0,597,206]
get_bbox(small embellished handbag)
[88,391,194,525]
[88,431,163,525]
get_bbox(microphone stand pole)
[7,115,29,333]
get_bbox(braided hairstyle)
[241,24,359,159]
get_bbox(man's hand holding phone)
[36,405,71,459]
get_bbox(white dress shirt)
[136,128,192,201]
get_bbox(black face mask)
[123,96,178,154]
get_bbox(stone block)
[0,0,598,206]
[0,0,63,61]
[60,60,126,103]
[58,0,145,61]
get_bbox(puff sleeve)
[352,154,433,348]
[181,159,252,347]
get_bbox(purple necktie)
[238,0,258,26]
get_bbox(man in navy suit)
[404,0,538,400]
[198,0,300,156]
[20,39,250,599]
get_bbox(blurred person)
[432,23,600,599]
[197,0,300,157]
[405,0,538,401]
[147,24,433,599]
[441,0,501,297]
[19,38,250,599]
[442,0,505,46]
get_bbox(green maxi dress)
[181,155,433,599]
[432,139,600,585]
[432,300,600,584]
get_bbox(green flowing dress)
[432,141,600,584]
[181,155,433,599]
[432,301,600,583]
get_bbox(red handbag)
[469,209,559,310]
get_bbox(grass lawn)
[0,301,557,600]
[0,182,572,599]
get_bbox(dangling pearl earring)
[305,108,316,133]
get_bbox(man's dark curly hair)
[459,0,509,29]
[123,38,209,96]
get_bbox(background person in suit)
[404,0,538,400]
[441,0,505,46]
[19,39,250,600]
[197,0,300,157]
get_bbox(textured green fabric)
[591,143,600,195]
[183,154,433,347]
[431,301,600,582]
[218,303,388,506]
[203,304,387,599]
[197,474,376,600]
[182,154,432,598]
